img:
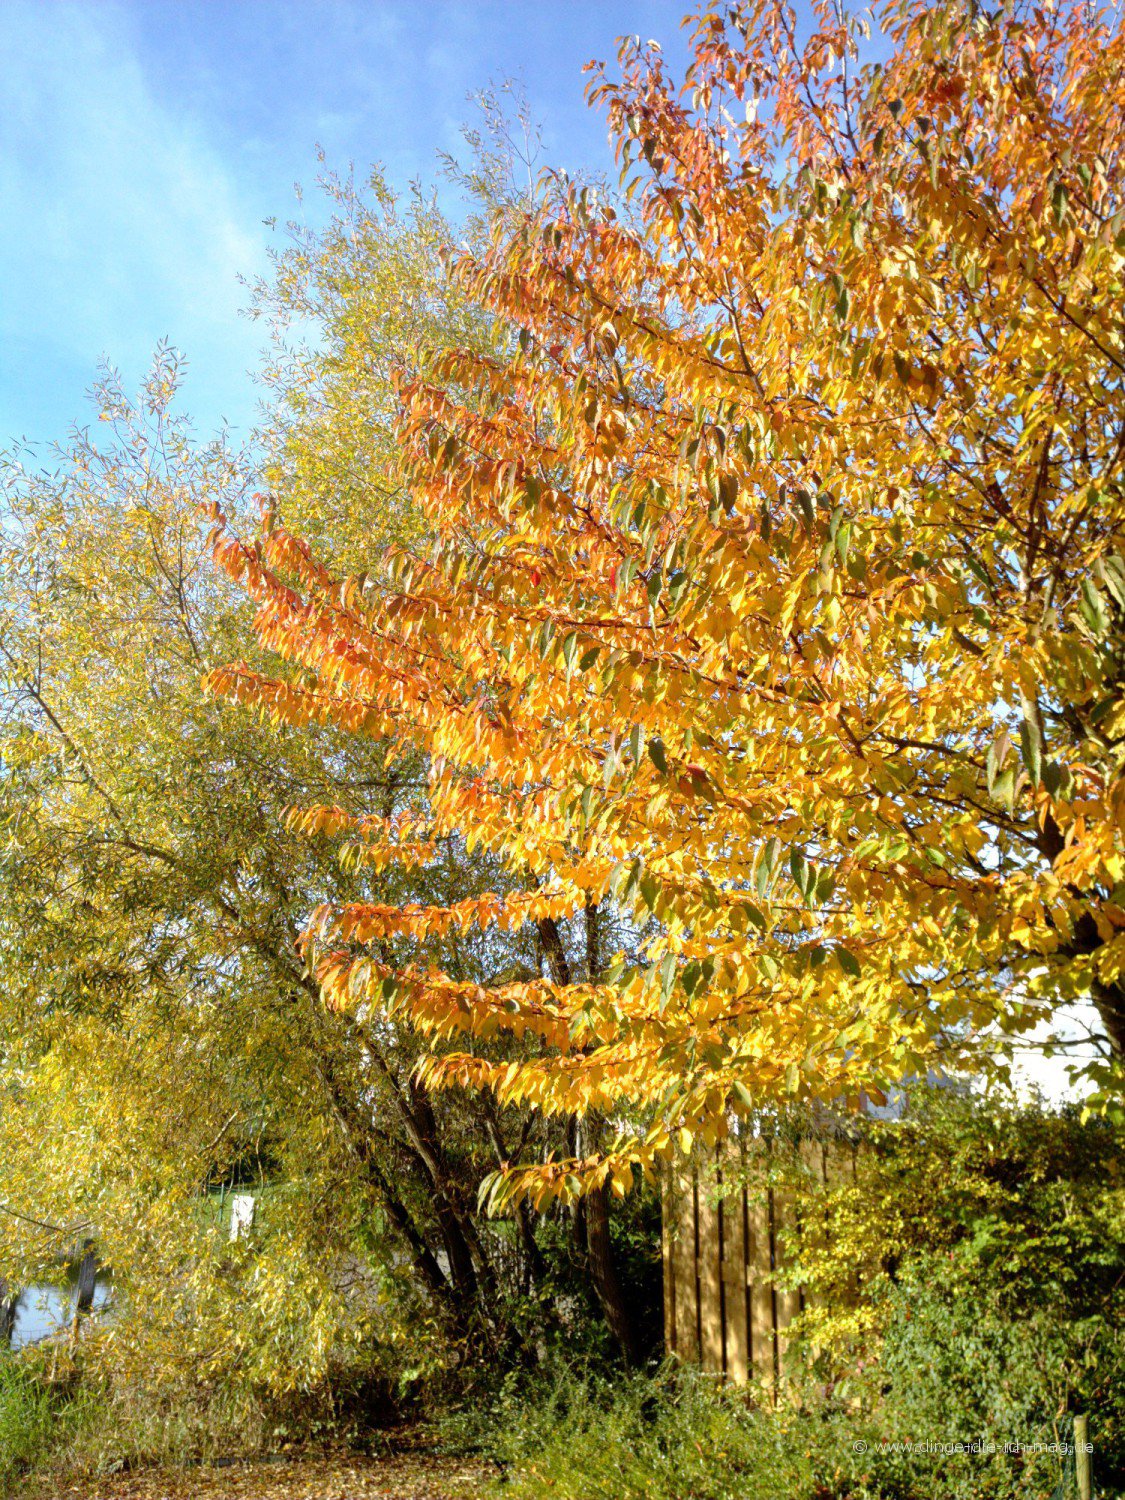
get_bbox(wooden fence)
[662,1135,860,1384]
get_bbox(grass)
[0,1354,1100,1500]
[0,1350,54,1492]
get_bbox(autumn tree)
[0,156,646,1392]
[213,0,1125,1204]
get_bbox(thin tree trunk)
[294,989,461,1313]
[586,1178,640,1366]
[1064,912,1125,1057]
[483,1102,547,1284]
[579,901,640,1364]
[0,1280,15,1344]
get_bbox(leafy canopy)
[213,0,1125,1201]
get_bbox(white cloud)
[0,2,266,438]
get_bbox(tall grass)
[0,1351,54,1493]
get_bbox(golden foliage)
[214,0,1125,1200]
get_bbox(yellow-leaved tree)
[1,149,621,1397]
[213,0,1125,1206]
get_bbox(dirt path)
[29,1451,493,1500]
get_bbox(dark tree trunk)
[404,1075,494,1300]
[0,1281,15,1344]
[586,1179,641,1366]
[537,914,571,987]
[1091,977,1125,1058]
[75,1247,97,1313]
[1064,912,1125,1057]
[1038,810,1125,1058]
[483,1103,547,1285]
[296,991,463,1315]
[577,901,640,1364]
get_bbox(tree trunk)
[75,1247,97,1312]
[296,994,461,1313]
[483,1103,547,1286]
[390,1073,500,1317]
[1092,977,1125,1058]
[1038,813,1125,1059]
[578,900,640,1363]
[586,1180,640,1366]
[1064,913,1125,1057]
[0,1281,15,1344]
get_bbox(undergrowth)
[437,1352,1113,1500]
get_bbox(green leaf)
[731,1081,755,1113]
[991,765,1017,811]
[659,953,677,1007]
[648,737,669,774]
[1019,721,1042,787]
[1079,577,1109,635]
[1098,553,1125,609]
[837,947,861,979]
[1043,760,1072,799]
[757,836,781,896]
[741,901,766,931]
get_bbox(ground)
[26,1452,492,1500]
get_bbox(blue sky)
[1,1,693,451]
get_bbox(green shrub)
[455,1359,1104,1500]
[439,1365,806,1500]
[0,1352,53,1493]
[448,1092,1125,1500]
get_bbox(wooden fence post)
[670,1164,699,1363]
[70,1243,98,1342]
[719,1142,749,1384]
[75,1247,97,1313]
[1075,1414,1092,1500]
[697,1158,724,1373]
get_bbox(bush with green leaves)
[451,1091,1125,1500]
[453,1352,1106,1500]
[772,1089,1125,1355]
